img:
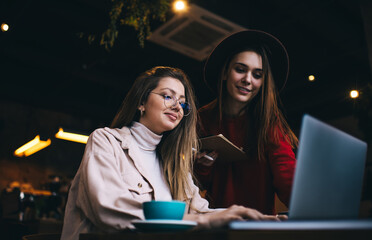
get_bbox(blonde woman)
[61,66,280,240]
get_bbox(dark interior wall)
[0,101,100,191]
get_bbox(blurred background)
[1,0,372,239]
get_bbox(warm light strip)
[55,128,89,144]
[14,135,51,157]
[24,139,51,157]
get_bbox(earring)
[138,107,144,116]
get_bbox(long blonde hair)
[111,66,198,200]
[217,46,298,161]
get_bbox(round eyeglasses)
[150,92,191,116]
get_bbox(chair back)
[22,233,61,240]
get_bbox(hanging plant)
[100,0,171,50]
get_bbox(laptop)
[230,114,369,229]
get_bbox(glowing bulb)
[350,90,359,99]
[308,75,315,81]
[1,23,9,32]
[174,1,186,11]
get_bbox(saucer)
[131,219,197,232]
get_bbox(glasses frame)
[150,92,191,116]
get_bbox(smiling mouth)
[165,112,177,121]
[237,86,252,93]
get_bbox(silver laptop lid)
[289,115,367,220]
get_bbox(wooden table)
[80,220,372,240]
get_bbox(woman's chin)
[161,122,179,132]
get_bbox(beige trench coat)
[61,126,212,240]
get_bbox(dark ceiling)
[1,0,372,135]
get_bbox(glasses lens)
[163,96,173,108]
[181,102,191,116]
[163,95,191,116]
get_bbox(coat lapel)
[104,126,158,198]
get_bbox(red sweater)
[195,103,296,214]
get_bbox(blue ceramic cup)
[143,200,186,220]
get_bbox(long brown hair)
[217,46,298,161]
[111,66,198,200]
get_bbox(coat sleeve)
[75,129,147,231]
[268,134,296,207]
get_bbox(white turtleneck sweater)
[129,122,172,201]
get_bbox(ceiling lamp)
[1,23,9,32]
[173,1,187,12]
[55,128,89,144]
[350,90,359,99]
[14,135,51,157]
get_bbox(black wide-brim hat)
[204,29,289,94]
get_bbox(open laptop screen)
[289,114,367,220]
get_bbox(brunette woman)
[195,30,298,215]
